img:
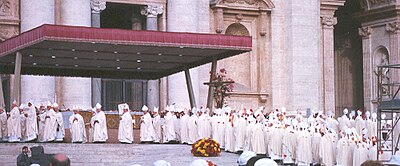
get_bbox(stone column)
[20,0,56,105]
[13,52,22,104]
[57,0,92,110]
[141,5,163,110]
[167,0,200,108]
[90,0,106,27]
[359,26,373,111]
[320,16,337,113]
[320,0,344,114]
[90,0,106,107]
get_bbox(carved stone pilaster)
[90,0,106,14]
[140,5,164,18]
[321,16,337,29]
[386,22,400,33]
[358,26,372,38]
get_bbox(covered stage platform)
[0,24,252,108]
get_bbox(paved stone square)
[0,142,240,166]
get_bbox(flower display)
[191,138,221,157]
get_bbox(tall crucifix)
[204,80,235,109]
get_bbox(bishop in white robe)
[0,107,7,141]
[140,105,155,142]
[187,109,199,144]
[234,113,247,152]
[179,109,189,144]
[163,109,176,143]
[152,107,162,143]
[23,102,38,142]
[69,106,86,143]
[7,103,21,142]
[92,103,108,142]
[41,103,57,142]
[296,127,312,164]
[118,105,134,143]
[53,103,65,142]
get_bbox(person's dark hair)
[245,156,265,166]
[50,154,70,166]
[360,160,383,166]
[22,146,28,150]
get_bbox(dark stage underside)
[0,24,252,79]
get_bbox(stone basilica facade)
[0,0,398,115]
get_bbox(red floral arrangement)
[191,138,221,157]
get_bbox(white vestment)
[179,114,189,143]
[251,122,266,154]
[152,114,162,143]
[42,109,56,142]
[198,114,211,139]
[140,112,155,142]
[296,130,312,164]
[269,127,284,157]
[163,112,176,142]
[173,115,180,141]
[20,113,26,141]
[311,132,321,163]
[24,106,38,141]
[7,107,21,142]
[355,116,365,135]
[92,111,108,142]
[336,138,350,165]
[338,115,351,131]
[37,111,46,142]
[187,114,199,144]
[69,113,86,143]
[88,112,96,143]
[224,115,235,152]
[210,115,219,141]
[118,111,134,143]
[234,116,247,152]
[0,111,7,140]
[319,134,335,166]
[244,121,255,151]
[353,143,369,166]
[54,111,65,141]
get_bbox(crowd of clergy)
[0,99,395,166]
[139,105,391,166]
[0,100,115,144]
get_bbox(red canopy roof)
[0,24,252,79]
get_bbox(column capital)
[140,5,164,18]
[358,26,372,38]
[321,16,337,29]
[90,0,106,14]
[386,21,400,33]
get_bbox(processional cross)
[204,80,234,109]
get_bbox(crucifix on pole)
[204,68,234,109]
